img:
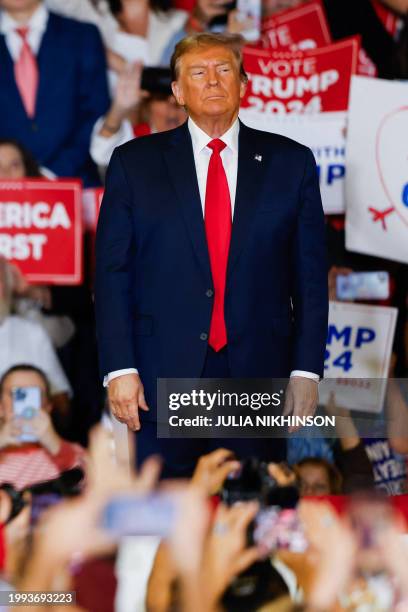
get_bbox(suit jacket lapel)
[163,122,212,285]
[227,121,267,282]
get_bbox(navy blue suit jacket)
[0,12,110,186]
[95,121,328,420]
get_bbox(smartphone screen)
[253,507,307,553]
[336,271,390,301]
[100,492,180,538]
[12,386,41,443]
[236,0,261,41]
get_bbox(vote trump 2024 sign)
[319,301,397,414]
[241,38,358,115]
[260,1,331,51]
[0,179,83,284]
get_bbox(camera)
[220,457,299,508]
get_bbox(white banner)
[239,109,346,214]
[320,301,397,413]
[345,76,408,263]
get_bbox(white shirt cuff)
[90,116,134,167]
[103,368,139,387]
[103,369,318,387]
[290,370,320,382]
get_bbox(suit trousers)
[136,346,286,478]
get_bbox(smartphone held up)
[12,386,41,443]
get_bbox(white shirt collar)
[188,116,239,155]
[0,3,48,35]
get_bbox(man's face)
[0,370,49,422]
[0,0,41,14]
[297,464,332,496]
[172,45,247,122]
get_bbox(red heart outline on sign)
[374,106,408,229]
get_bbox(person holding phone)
[0,365,85,490]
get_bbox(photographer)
[0,365,85,490]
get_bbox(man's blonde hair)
[170,32,248,82]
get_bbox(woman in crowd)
[0,140,42,179]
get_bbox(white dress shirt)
[106,117,319,385]
[90,117,135,168]
[189,116,239,215]
[0,4,48,59]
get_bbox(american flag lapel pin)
[254,154,262,162]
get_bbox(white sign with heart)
[345,76,408,264]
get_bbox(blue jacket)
[0,12,110,186]
[95,121,329,420]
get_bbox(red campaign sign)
[260,1,332,51]
[0,179,83,285]
[82,188,104,232]
[242,37,360,114]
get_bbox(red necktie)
[14,27,39,118]
[204,139,232,352]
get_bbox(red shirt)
[0,441,86,491]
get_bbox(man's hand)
[283,376,319,433]
[108,373,149,431]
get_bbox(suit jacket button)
[31,122,38,131]
[200,333,208,341]
[206,289,213,298]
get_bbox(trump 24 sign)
[319,301,397,413]
[0,179,83,284]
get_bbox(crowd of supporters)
[0,0,407,610]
